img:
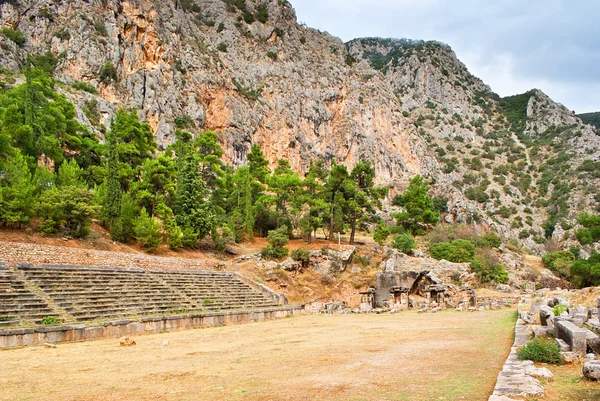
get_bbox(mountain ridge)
[0,0,599,254]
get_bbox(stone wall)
[0,241,219,271]
[0,306,304,349]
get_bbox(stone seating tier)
[0,263,281,326]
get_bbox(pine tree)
[133,208,162,253]
[0,152,35,227]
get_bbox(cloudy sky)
[293,0,600,113]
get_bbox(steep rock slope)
[347,38,600,252]
[1,0,599,252]
[0,0,436,188]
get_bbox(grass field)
[0,310,517,401]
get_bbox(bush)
[542,250,575,279]
[430,239,475,263]
[517,338,561,364]
[41,316,60,326]
[72,81,98,94]
[373,222,390,245]
[471,249,508,283]
[217,42,227,52]
[261,226,289,259]
[99,62,117,84]
[478,232,502,248]
[553,303,568,316]
[0,28,26,47]
[261,245,288,259]
[291,248,309,268]
[134,208,162,253]
[392,233,416,254]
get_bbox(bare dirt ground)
[0,310,516,401]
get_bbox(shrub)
[54,29,71,41]
[542,250,575,279]
[373,222,390,245]
[392,233,416,254]
[553,303,568,316]
[354,254,370,266]
[478,232,502,248]
[41,316,60,326]
[262,245,289,259]
[517,338,561,364]
[430,239,475,263]
[134,208,162,253]
[99,62,117,84]
[0,28,26,46]
[254,3,269,23]
[291,248,309,268]
[471,249,508,283]
[261,226,289,259]
[217,42,227,52]
[71,81,98,94]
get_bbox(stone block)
[561,352,577,363]
[583,360,600,380]
[531,325,551,338]
[539,305,554,326]
[525,365,553,380]
[556,320,587,355]
[555,338,570,352]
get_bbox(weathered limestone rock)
[280,258,298,271]
[531,325,551,338]
[309,246,355,275]
[119,336,136,346]
[539,305,554,327]
[583,360,600,380]
[0,261,8,270]
[525,365,553,380]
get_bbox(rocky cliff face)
[1,0,598,252]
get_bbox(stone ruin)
[370,250,516,313]
[523,295,600,381]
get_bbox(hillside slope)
[0,0,599,253]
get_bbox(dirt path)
[0,310,516,401]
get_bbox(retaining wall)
[0,306,304,349]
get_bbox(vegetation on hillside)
[578,111,600,130]
[0,59,391,255]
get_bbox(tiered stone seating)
[19,264,189,322]
[0,268,56,327]
[14,264,280,324]
[151,270,280,311]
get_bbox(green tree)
[0,152,36,227]
[373,222,390,245]
[133,208,162,253]
[261,226,289,259]
[110,192,136,242]
[36,186,98,237]
[174,153,215,241]
[268,159,304,229]
[392,175,440,235]
[347,160,387,244]
[106,109,157,190]
[131,155,176,215]
[247,143,270,183]
[391,233,416,253]
[324,161,350,241]
[570,253,600,288]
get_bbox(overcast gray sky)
[293,0,600,113]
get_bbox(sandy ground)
[0,310,516,401]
